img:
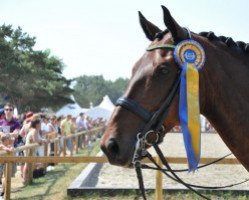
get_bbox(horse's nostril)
[107,138,119,155]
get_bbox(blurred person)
[71,117,76,134]
[0,134,14,197]
[47,115,58,157]
[0,103,21,181]
[60,114,73,156]
[76,113,87,148]
[36,114,49,157]
[40,114,50,138]
[22,117,47,184]
[0,134,14,151]
[19,112,38,177]
[71,117,77,149]
[0,103,21,141]
[56,116,64,156]
[76,113,87,131]
[82,116,96,146]
[86,116,93,129]
[19,112,34,139]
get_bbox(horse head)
[101,6,208,167]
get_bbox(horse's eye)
[159,64,170,75]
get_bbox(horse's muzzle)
[101,137,133,167]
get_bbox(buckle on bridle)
[132,133,148,165]
[144,130,159,146]
[144,126,165,146]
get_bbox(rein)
[115,34,248,199]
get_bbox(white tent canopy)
[98,95,115,111]
[56,96,88,117]
[86,95,114,121]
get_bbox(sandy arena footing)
[68,133,249,197]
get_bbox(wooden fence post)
[155,156,163,200]
[83,133,87,148]
[4,153,13,200]
[75,135,79,154]
[27,149,34,184]
[54,139,58,157]
[43,143,48,169]
[63,138,66,157]
[44,142,48,156]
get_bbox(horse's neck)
[200,48,249,171]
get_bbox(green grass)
[11,141,100,200]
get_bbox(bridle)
[116,68,181,147]
[115,30,248,200]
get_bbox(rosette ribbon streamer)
[174,39,206,171]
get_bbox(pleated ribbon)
[174,40,205,171]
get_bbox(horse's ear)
[138,11,162,41]
[161,5,188,42]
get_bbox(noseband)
[116,68,181,145]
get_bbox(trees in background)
[0,24,128,113]
[0,24,73,112]
[73,75,128,108]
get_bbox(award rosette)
[174,39,206,171]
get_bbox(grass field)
[11,141,100,200]
[9,140,249,200]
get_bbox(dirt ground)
[93,133,249,190]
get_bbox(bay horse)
[101,5,249,175]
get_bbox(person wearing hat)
[19,112,34,138]
[25,112,34,123]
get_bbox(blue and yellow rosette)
[174,39,206,171]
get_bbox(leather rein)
[115,34,248,200]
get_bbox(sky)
[1,0,249,81]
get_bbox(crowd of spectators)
[0,102,106,198]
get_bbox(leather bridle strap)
[141,153,232,172]
[116,98,152,122]
[116,71,181,140]
[135,162,147,200]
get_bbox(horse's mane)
[155,30,249,54]
[199,31,249,54]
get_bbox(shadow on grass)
[69,190,144,200]
[12,164,72,200]
[73,190,249,200]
